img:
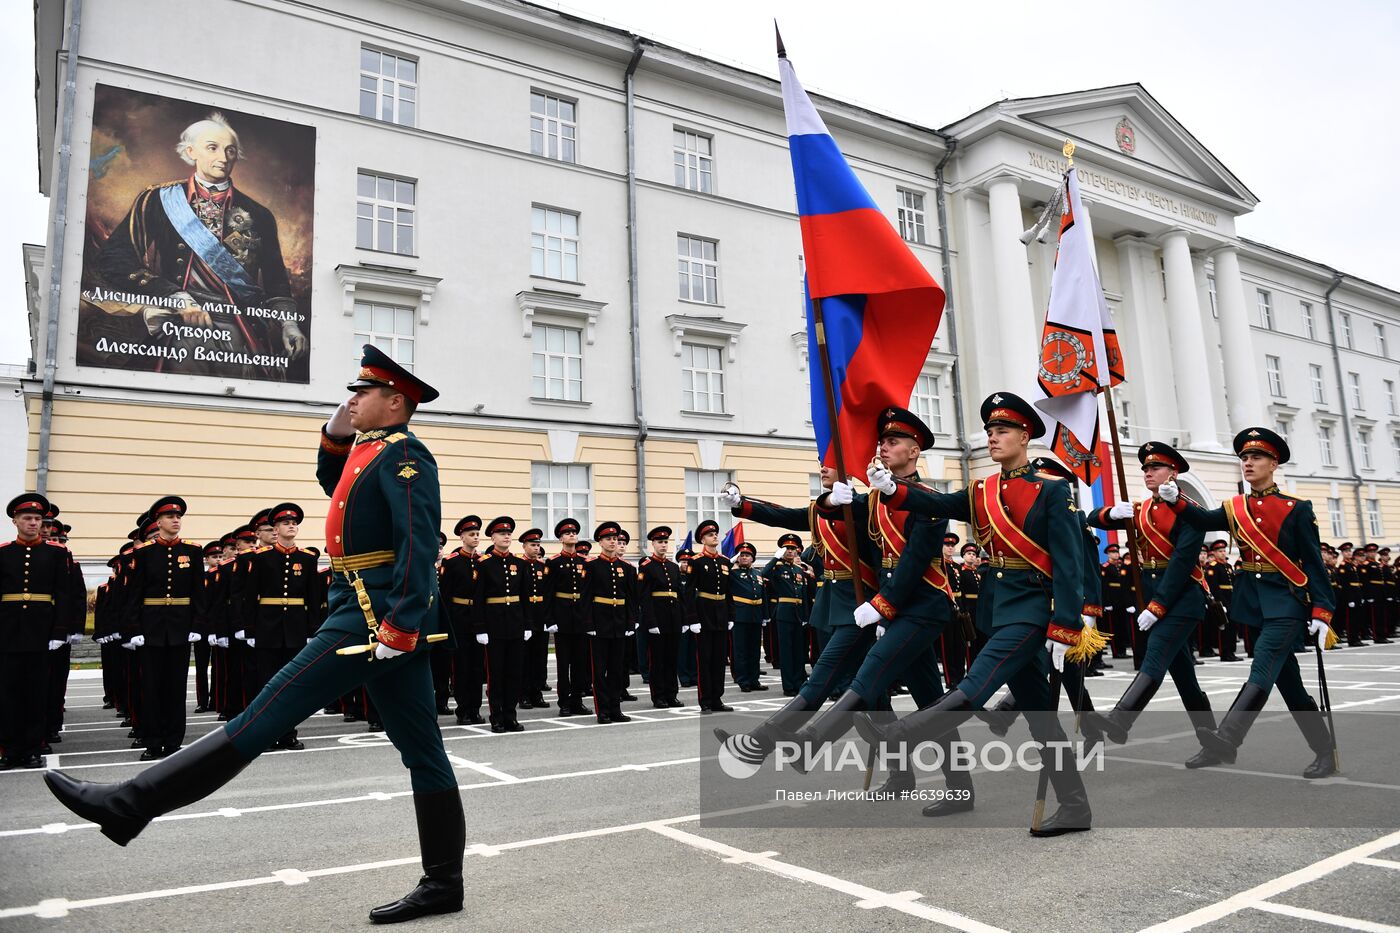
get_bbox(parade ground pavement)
[3,644,1399,932]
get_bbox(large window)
[1256,289,1274,330]
[1349,371,1364,410]
[673,129,713,193]
[353,301,415,370]
[1339,312,1353,348]
[1386,379,1397,416]
[1358,429,1373,470]
[357,172,416,254]
[1318,424,1335,467]
[1367,499,1385,538]
[1327,498,1346,538]
[531,207,580,281]
[677,235,719,304]
[911,370,945,434]
[1377,322,1389,358]
[897,188,926,244]
[681,342,725,413]
[531,324,582,401]
[685,469,734,536]
[1265,355,1284,398]
[530,92,576,163]
[359,47,417,126]
[531,463,591,538]
[1300,301,1315,340]
[1309,364,1326,404]
[1206,275,1218,319]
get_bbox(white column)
[1113,234,1175,435]
[1209,245,1266,429]
[984,176,1039,398]
[1159,229,1222,450]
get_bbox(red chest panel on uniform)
[1238,495,1291,563]
[998,477,1040,533]
[1135,500,1178,560]
[324,441,386,557]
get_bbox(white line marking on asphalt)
[1357,856,1400,871]
[1249,900,1400,932]
[1103,754,1400,791]
[447,757,517,782]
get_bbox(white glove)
[1157,480,1179,504]
[688,623,701,634]
[307,638,313,644]
[130,635,146,649]
[217,637,229,648]
[246,637,256,648]
[207,633,217,645]
[761,618,769,627]
[648,627,660,635]
[1137,609,1158,632]
[727,620,734,630]
[1108,501,1134,520]
[625,628,636,636]
[853,601,883,628]
[122,640,137,650]
[867,462,896,496]
[1046,638,1068,672]
[374,642,406,660]
[1081,614,1097,631]
[476,633,489,645]
[829,481,854,506]
[234,630,246,641]
[774,547,787,562]
[545,625,558,634]
[48,639,64,651]
[188,631,202,643]
[1307,618,1329,649]
[876,624,885,640]
[326,398,354,438]
[587,630,597,636]
[523,630,533,641]
[1126,606,1137,616]
[720,486,742,509]
[67,633,83,645]
[1347,602,1355,608]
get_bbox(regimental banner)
[76,86,316,383]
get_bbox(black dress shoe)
[344,713,358,723]
[922,796,974,818]
[596,714,612,724]
[139,749,162,761]
[505,721,525,733]
[369,877,463,925]
[751,683,769,691]
[130,740,144,749]
[367,721,385,733]
[322,706,340,715]
[1219,655,1242,662]
[103,701,116,710]
[1184,747,1222,769]
[666,699,684,708]
[120,718,132,727]
[558,706,575,717]
[490,723,506,734]
[739,685,753,692]
[457,712,486,726]
[217,713,230,722]
[280,739,306,751]
[0,758,14,771]
[368,787,464,924]
[570,702,594,717]
[41,743,52,754]
[653,702,670,709]
[436,706,452,715]
[620,692,637,702]
[127,730,139,739]
[193,706,210,714]
[710,703,734,713]
[21,754,45,769]
[611,712,632,723]
[699,707,713,714]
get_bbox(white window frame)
[896,188,927,244]
[1265,355,1284,398]
[677,235,720,305]
[359,47,417,126]
[673,129,713,194]
[357,171,416,255]
[1206,275,1218,319]
[1300,301,1315,340]
[1349,371,1364,410]
[910,369,945,434]
[352,300,416,370]
[1358,428,1373,470]
[1327,498,1346,538]
[1318,423,1335,467]
[531,463,592,539]
[1385,379,1397,417]
[1309,364,1326,405]
[531,206,580,282]
[531,323,583,402]
[1340,312,1353,348]
[1376,322,1389,358]
[1256,289,1274,330]
[530,91,577,163]
[1366,498,1384,538]
[685,469,734,536]
[680,341,726,414]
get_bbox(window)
[531,463,591,538]
[531,324,582,401]
[1327,498,1346,539]
[1349,372,1364,409]
[897,188,926,244]
[353,301,415,369]
[1118,398,1133,442]
[1300,301,1315,340]
[1265,355,1284,398]
[1386,380,1397,416]
[530,91,576,163]
[1367,499,1385,538]
[1340,312,1353,348]
[531,207,580,281]
[673,130,713,193]
[1358,429,1373,469]
[1256,290,1273,329]
[1206,275,1218,319]
[1318,424,1335,467]
[356,172,415,254]
[685,469,734,536]
[359,47,417,126]
[1309,364,1326,404]
[677,235,719,304]
[911,370,944,434]
[681,342,725,413]
[1273,418,1290,440]
[1377,322,1389,358]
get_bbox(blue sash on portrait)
[157,184,261,303]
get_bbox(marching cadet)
[474,516,531,733]
[1164,427,1337,778]
[583,522,636,723]
[688,520,735,714]
[545,518,592,717]
[440,515,484,725]
[938,532,970,690]
[120,496,207,760]
[196,541,222,713]
[518,528,551,709]
[0,494,74,769]
[729,542,768,693]
[1205,540,1241,660]
[638,526,688,708]
[1082,443,1218,760]
[674,546,698,689]
[238,503,321,750]
[853,393,1096,835]
[763,533,810,696]
[1101,544,1131,662]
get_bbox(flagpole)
[1102,386,1146,610]
[812,296,868,605]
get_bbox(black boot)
[1293,701,1337,779]
[853,689,973,750]
[922,728,975,817]
[1195,683,1268,765]
[789,690,865,775]
[1029,740,1091,837]
[874,764,915,795]
[1182,694,1222,769]
[43,729,249,846]
[977,691,1018,738]
[713,694,813,768]
[1082,672,1160,745]
[368,788,465,924]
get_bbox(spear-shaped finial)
[775,20,787,58]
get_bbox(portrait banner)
[77,85,316,383]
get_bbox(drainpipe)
[36,0,83,495]
[1323,273,1367,543]
[624,40,646,553]
[933,137,970,487]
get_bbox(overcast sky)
[4,0,1397,366]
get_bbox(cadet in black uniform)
[639,526,688,708]
[519,528,551,709]
[545,518,591,716]
[474,517,530,733]
[938,532,970,690]
[688,520,735,713]
[196,541,222,713]
[1204,540,1240,660]
[583,522,636,723]
[440,515,484,725]
[1101,544,1131,661]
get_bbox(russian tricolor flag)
[779,37,945,480]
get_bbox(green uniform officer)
[763,533,810,695]
[728,543,768,692]
[45,345,465,925]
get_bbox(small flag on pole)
[720,522,745,558]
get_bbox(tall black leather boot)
[922,727,976,817]
[790,690,865,775]
[977,691,1018,738]
[1195,683,1269,764]
[853,689,974,750]
[369,787,466,924]
[43,728,249,846]
[1182,694,1221,769]
[1292,699,1337,779]
[713,694,813,767]
[1082,672,1160,745]
[1029,739,1091,837]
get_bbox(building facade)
[25,0,1398,566]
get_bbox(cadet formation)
[5,346,1391,922]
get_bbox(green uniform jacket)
[760,558,808,623]
[728,564,767,624]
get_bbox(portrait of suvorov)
[78,90,315,383]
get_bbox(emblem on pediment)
[1115,116,1136,155]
